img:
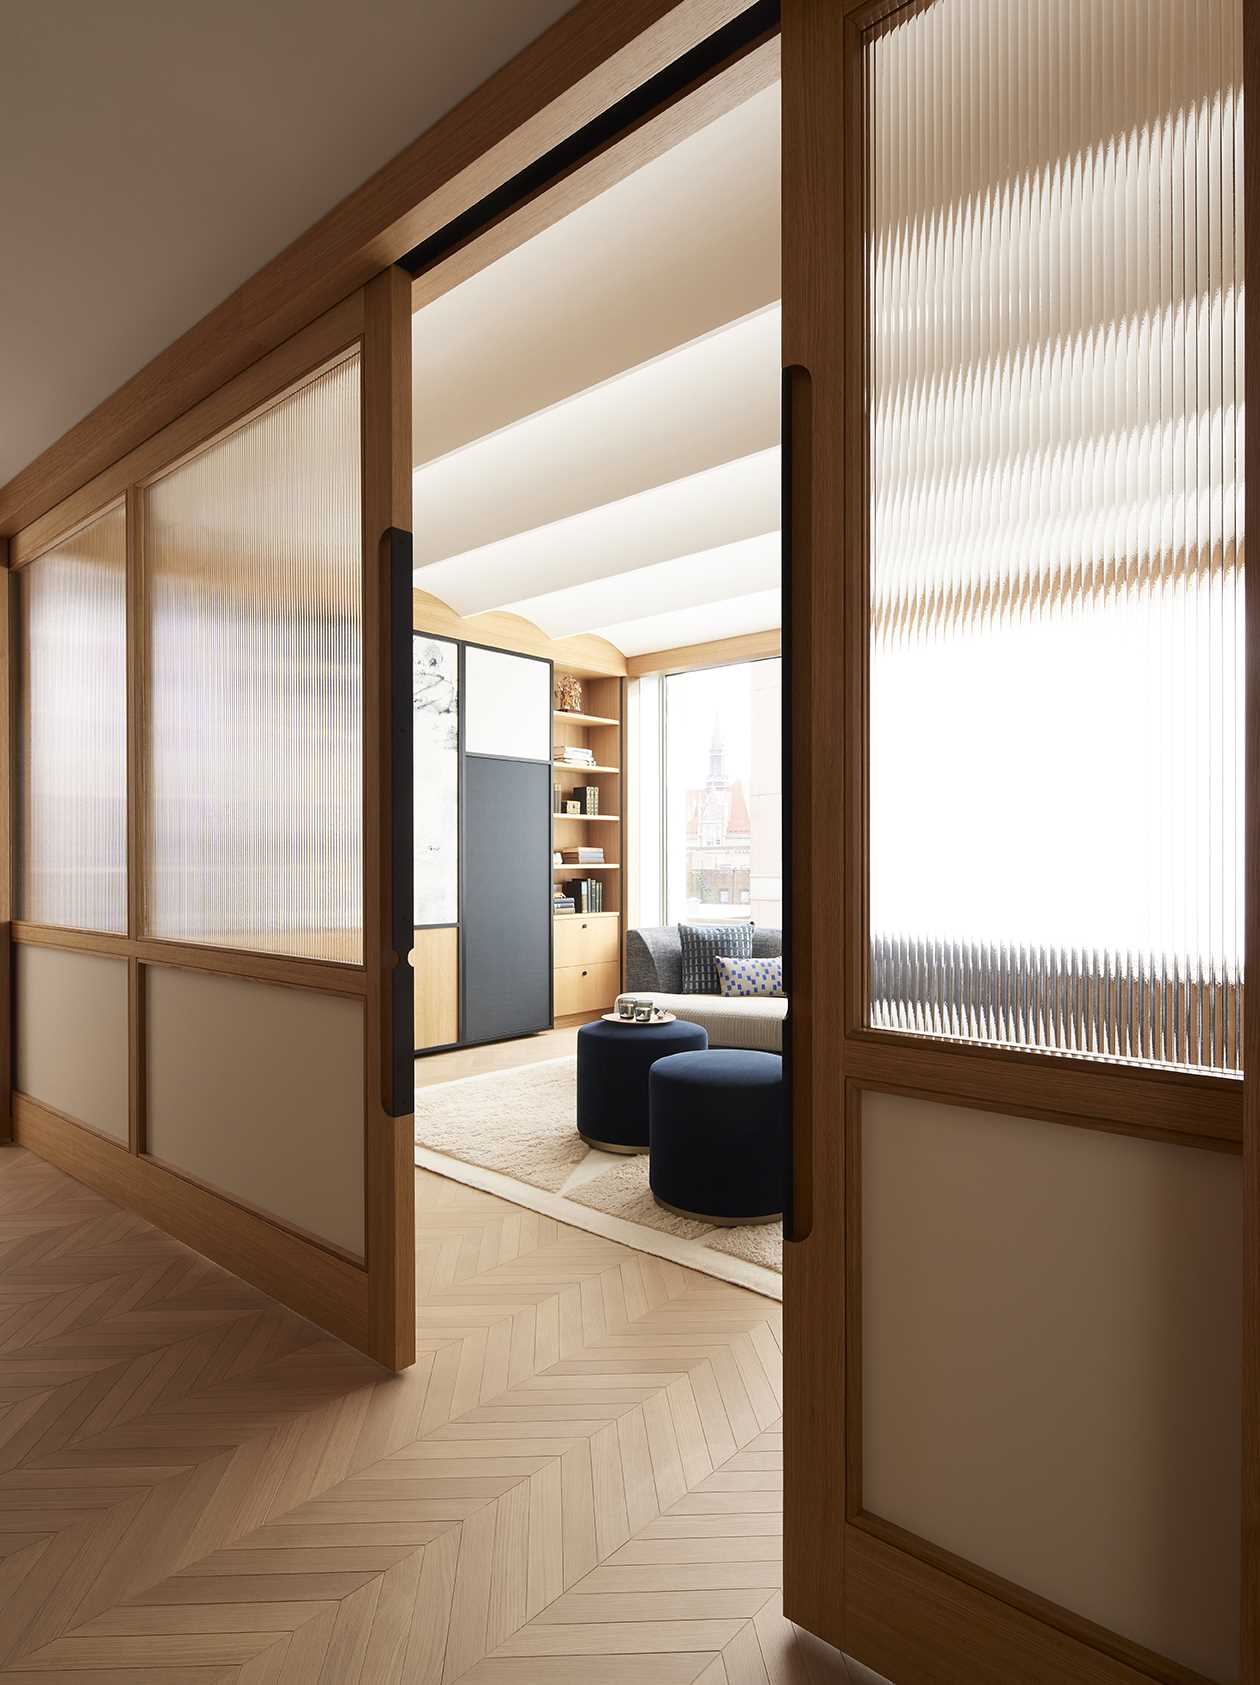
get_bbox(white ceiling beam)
[412,305,780,567]
[413,446,779,615]
[411,85,780,468]
[504,530,782,639]
[594,587,782,658]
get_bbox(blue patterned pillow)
[715,954,784,999]
[678,922,754,994]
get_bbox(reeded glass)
[867,0,1244,1071]
[144,355,363,962]
[17,504,127,932]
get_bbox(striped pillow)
[715,954,784,998]
[678,922,754,994]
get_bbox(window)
[662,659,781,927]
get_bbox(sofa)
[618,925,786,1052]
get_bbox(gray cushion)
[626,925,782,994]
[678,922,754,994]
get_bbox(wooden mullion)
[10,923,368,998]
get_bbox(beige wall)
[860,1091,1242,1681]
[15,945,128,1142]
[145,966,365,1258]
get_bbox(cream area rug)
[413,1058,589,1191]
[414,1054,782,1294]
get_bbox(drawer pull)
[582,969,588,976]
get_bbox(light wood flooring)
[0,1141,862,1683]
[414,1025,582,1090]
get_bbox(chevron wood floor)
[0,1141,868,1684]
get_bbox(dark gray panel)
[462,755,552,1043]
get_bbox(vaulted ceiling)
[411,83,782,658]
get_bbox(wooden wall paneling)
[782,0,849,1652]
[0,0,755,541]
[1242,0,1260,1672]
[625,626,782,676]
[362,265,416,1370]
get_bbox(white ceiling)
[0,0,575,489]
[412,83,783,659]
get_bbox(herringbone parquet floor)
[0,1142,856,1684]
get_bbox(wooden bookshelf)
[552,668,625,1020]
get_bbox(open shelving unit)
[552,672,625,1020]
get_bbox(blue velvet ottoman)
[649,1049,784,1223]
[576,1018,708,1153]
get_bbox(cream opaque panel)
[145,966,365,1258]
[144,355,363,963]
[16,504,127,933]
[861,1091,1242,1680]
[866,0,1244,1069]
[15,946,128,1142]
[463,645,550,761]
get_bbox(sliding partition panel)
[8,275,414,1367]
[783,1,1251,1680]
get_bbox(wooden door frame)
[5,280,415,1371]
[783,1,1254,1682]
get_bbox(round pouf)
[649,1050,784,1223]
[576,1018,708,1153]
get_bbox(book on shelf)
[553,892,576,915]
[559,846,604,864]
[554,744,596,765]
[582,784,599,814]
[562,877,604,914]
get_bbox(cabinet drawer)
[554,960,620,1017]
[553,915,620,969]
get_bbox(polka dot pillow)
[714,954,784,999]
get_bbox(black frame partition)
[413,631,554,1054]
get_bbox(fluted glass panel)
[16,505,127,932]
[867,0,1244,1071]
[145,355,362,962]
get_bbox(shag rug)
[414,1053,783,1275]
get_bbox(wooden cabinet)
[554,958,621,1018]
[553,911,620,969]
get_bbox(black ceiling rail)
[398,0,780,280]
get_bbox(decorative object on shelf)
[553,783,562,813]
[565,799,582,815]
[553,851,563,866]
[555,674,583,714]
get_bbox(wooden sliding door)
[5,271,415,1368]
[783,1,1252,1680]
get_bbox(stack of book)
[564,878,604,913]
[555,743,596,767]
[558,846,604,866]
[553,888,576,915]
